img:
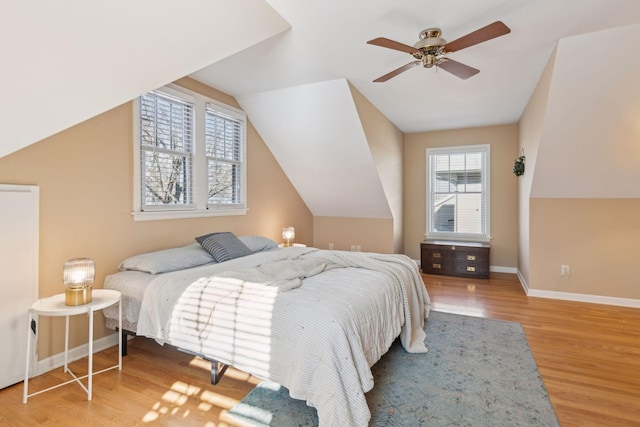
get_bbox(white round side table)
[23,289,122,403]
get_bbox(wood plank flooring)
[1,272,639,426]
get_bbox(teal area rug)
[227,311,560,426]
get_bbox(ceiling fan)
[367,21,511,82]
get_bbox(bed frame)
[118,328,229,385]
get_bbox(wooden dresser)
[420,240,490,279]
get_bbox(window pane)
[433,154,452,192]
[205,111,241,161]
[140,93,192,152]
[455,193,483,234]
[433,194,455,231]
[142,150,191,206]
[206,108,243,206]
[139,90,194,209]
[208,160,239,204]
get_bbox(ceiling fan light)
[423,54,438,68]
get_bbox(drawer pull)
[467,266,476,272]
[467,255,476,261]
[432,263,441,269]
[433,253,441,258]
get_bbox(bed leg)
[210,360,229,385]
[121,329,128,357]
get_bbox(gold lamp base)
[65,286,92,306]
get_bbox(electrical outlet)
[328,243,334,250]
[356,245,361,252]
[350,245,356,251]
[561,265,570,276]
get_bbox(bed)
[103,233,431,426]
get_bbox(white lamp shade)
[282,226,295,241]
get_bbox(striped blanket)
[136,247,431,426]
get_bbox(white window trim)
[425,144,491,243]
[132,84,248,221]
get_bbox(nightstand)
[23,289,122,403]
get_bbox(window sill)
[132,208,247,222]
[425,234,491,244]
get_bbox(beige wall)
[0,77,312,360]
[519,27,640,301]
[518,47,557,288]
[403,124,519,268]
[530,199,640,299]
[349,84,404,253]
[313,217,394,253]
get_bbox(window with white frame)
[205,104,243,206]
[133,85,247,221]
[426,145,490,241]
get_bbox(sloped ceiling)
[0,0,289,159]
[238,79,391,218]
[531,23,640,198]
[190,1,640,220]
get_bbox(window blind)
[205,104,243,205]
[139,91,194,208]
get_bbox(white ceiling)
[191,0,640,134]
[1,0,289,159]
[238,79,392,218]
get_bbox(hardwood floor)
[425,273,640,427]
[2,273,639,426]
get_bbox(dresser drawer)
[420,244,452,275]
[453,250,489,278]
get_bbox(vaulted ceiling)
[1,0,289,159]
[3,1,640,218]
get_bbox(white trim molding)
[515,269,640,309]
[490,266,518,274]
[526,289,640,309]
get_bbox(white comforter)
[136,247,431,426]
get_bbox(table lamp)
[64,258,95,306]
[282,226,295,247]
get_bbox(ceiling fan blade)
[437,59,479,79]
[367,37,420,55]
[444,21,511,53]
[373,61,421,82]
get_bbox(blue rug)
[227,311,560,426]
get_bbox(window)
[205,105,243,206]
[426,145,490,241]
[133,85,247,221]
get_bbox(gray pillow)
[239,235,278,253]
[196,232,252,262]
[119,243,215,274]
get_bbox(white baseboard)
[516,270,529,293]
[526,288,640,309]
[417,262,640,308]
[36,332,119,376]
[514,269,640,308]
[490,265,517,274]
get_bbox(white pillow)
[239,235,279,253]
[119,243,215,274]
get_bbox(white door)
[0,185,39,389]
